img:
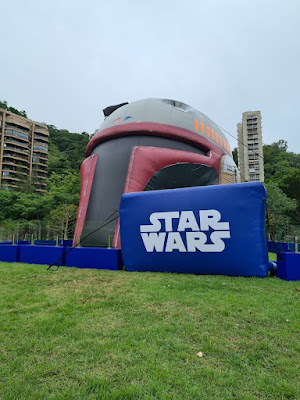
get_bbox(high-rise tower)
[0,109,49,192]
[237,111,264,182]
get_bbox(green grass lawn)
[268,252,277,262]
[0,262,299,400]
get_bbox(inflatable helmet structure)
[73,98,239,248]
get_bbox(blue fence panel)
[267,241,296,253]
[277,253,300,281]
[0,241,31,245]
[120,182,269,277]
[0,245,20,262]
[62,240,73,247]
[65,247,122,270]
[19,245,66,266]
[34,240,57,246]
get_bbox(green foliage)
[264,141,300,182]
[263,140,300,226]
[264,181,297,237]
[0,100,27,117]
[0,191,50,221]
[49,203,78,239]
[232,147,238,166]
[13,173,38,194]
[47,142,73,176]
[47,125,89,171]
[47,171,81,197]
[0,100,7,109]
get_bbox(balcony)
[33,152,48,161]
[32,160,47,167]
[35,124,48,132]
[5,117,31,131]
[33,144,48,153]
[3,143,30,154]
[0,182,19,190]
[2,152,29,163]
[35,187,47,193]
[5,129,29,142]
[5,123,30,133]
[34,133,49,143]
[32,167,47,175]
[2,168,27,176]
[2,160,29,170]
[4,138,30,150]
[249,161,259,166]
[34,168,48,174]
[3,149,29,160]
[33,181,47,188]
[0,184,14,191]
[1,173,20,181]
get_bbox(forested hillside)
[0,101,299,241]
[47,125,89,174]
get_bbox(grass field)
[0,262,299,400]
[268,252,277,262]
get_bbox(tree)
[278,169,300,225]
[0,100,8,109]
[0,100,27,118]
[232,147,238,166]
[47,172,81,197]
[47,125,89,172]
[47,142,72,176]
[264,181,297,239]
[13,173,37,194]
[50,203,77,239]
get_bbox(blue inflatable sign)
[119,182,269,277]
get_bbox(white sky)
[1,0,300,153]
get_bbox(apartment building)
[0,109,49,193]
[237,111,264,182]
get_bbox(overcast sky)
[1,0,300,153]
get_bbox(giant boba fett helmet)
[74,98,239,248]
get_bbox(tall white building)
[237,111,264,182]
